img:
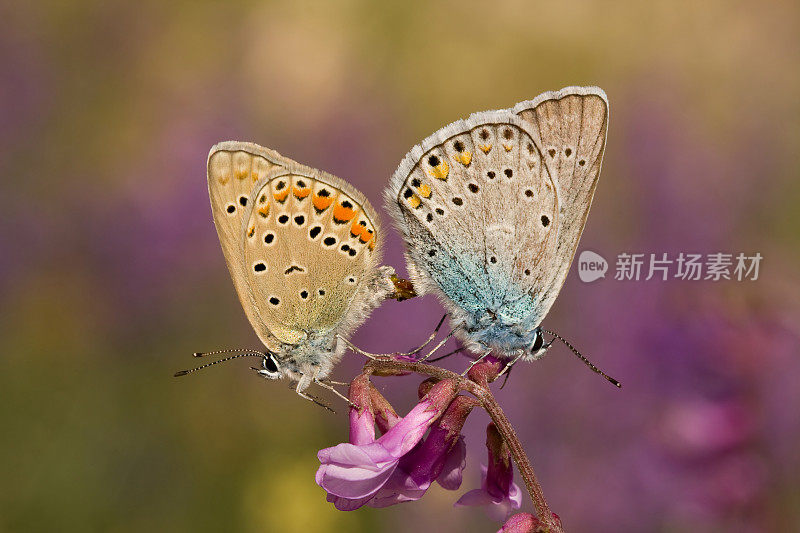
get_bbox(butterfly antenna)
[192,348,263,358]
[174,353,264,377]
[541,328,622,389]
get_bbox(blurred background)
[2,1,799,532]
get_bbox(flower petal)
[436,436,467,490]
[317,460,398,499]
[376,380,458,457]
[326,492,375,511]
[454,488,495,508]
[377,404,438,456]
[316,442,399,499]
[367,469,430,507]
[349,406,376,446]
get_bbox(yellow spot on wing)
[417,184,432,198]
[312,195,333,211]
[479,144,492,154]
[235,169,248,180]
[408,194,421,209]
[273,189,290,202]
[428,160,449,180]
[251,172,259,182]
[454,151,472,166]
[218,174,230,185]
[503,144,513,152]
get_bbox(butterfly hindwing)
[242,165,384,345]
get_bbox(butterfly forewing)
[243,166,383,344]
[207,142,300,344]
[512,87,608,316]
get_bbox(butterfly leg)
[336,314,449,360]
[460,349,493,376]
[315,379,355,407]
[321,379,349,386]
[294,389,336,413]
[337,336,384,360]
[393,314,448,357]
[416,327,458,363]
[427,346,465,363]
[295,376,336,412]
[496,352,526,379]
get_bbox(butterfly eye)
[261,354,281,377]
[531,330,544,352]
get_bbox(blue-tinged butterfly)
[386,87,619,385]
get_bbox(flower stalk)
[361,358,564,533]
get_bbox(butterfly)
[177,141,396,404]
[386,86,618,384]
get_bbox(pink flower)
[316,379,458,510]
[368,395,477,507]
[456,423,522,521]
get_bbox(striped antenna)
[192,348,262,358]
[541,328,622,388]
[174,352,264,377]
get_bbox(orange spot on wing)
[360,230,374,244]
[333,204,356,222]
[258,204,270,218]
[251,172,259,182]
[479,144,492,154]
[247,225,255,237]
[350,221,365,238]
[235,169,248,180]
[417,184,432,198]
[273,189,290,202]
[503,143,513,152]
[293,186,311,199]
[312,195,334,211]
[407,194,421,209]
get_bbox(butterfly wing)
[208,142,301,347]
[240,162,386,346]
[386,112,560,323]
[510,86,609,320]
